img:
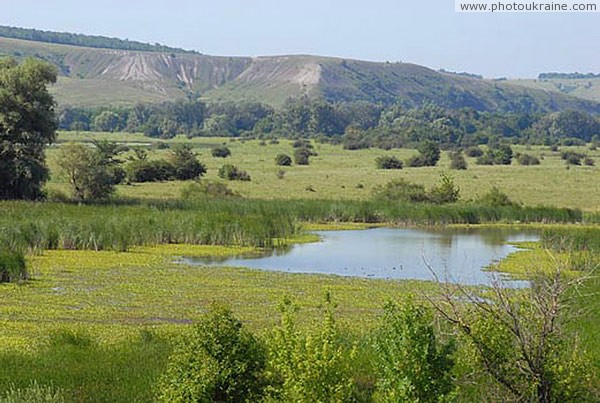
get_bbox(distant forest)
[58,97,600,148]
[0,25,198,54]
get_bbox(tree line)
[0,25,198,54]
[58,97,600,149]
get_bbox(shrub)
[373,299,456,402]
[517,153,540,166]
[181,181,239,199]
[126,160,175,183]
[211,146,231,158]
[406,141,440,167]
[373,179,429,203]
[475,153,495,165]
[478,187,518,207]
[465,146,484,157]
[0,250,27,283]
[561,151,586,166]
[267,294,355,402]
[428,174,460,204]
[294,148,312,166]
[158,305,267,402]
[218,164,251,181]
[449,152,467,170]
[275,154,292,166]
[292,139,313,149]
[376,156,403,169]
[170,144,207,180]
[583,157,595,166]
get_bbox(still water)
[183,228,539,286]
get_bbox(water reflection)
[183,228,538,286]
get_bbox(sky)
[0,0,599,78]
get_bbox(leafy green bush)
[158,305,267,402]
[218,164,251,181]
[406,141,441,167]
[373,299,456,402]
[372,179,429,203]
[275,154,292,166]
[267,294,356,402]
[181,181,239,199]
[449,151,467,170]
[478,187,518,207]
[211,146,231,158]
[517,153,540,166]
[169,144,207,180]
[0,381,65,403]
[561,151,586,166]
[294,148,313,166]
[428,174,460,204]
[376,156,403,169]
[126,160,175,183]
[0,250,27,283]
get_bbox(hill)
[507,76,600,104]
[1,27,600,113]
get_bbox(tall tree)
[0,57,57,200]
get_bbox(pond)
[183,227,539,286]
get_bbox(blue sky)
[1,0,598,78]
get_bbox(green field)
[48,132,600,211]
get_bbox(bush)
[218,164,251,181]
[583,157,595,166]
[478,187,518,207]
[158,305,267,402]
[292,139,313,149]
[294,148,312,166]
[211,146,231,158]
[428,174,460,204]
[406,141,440,167]
[170,144,207,180]
[465,146,484,157]
[181,181,239,199]
[475,153,495,165]
[126,160,175,183]
[267,294,355,402]
[373,179,429,203]
[376,156,403,169]
[0,250,27,283]
[449,152,467,170]
[517,153,540,166]
[561,151,586,166]
[275,154,292,166]
[373,299,456,402]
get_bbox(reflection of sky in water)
[183,228,539,286]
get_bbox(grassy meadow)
[1,132,599,401]
[48,131,600,211]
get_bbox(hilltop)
[1,26,599,113]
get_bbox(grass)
[45,134,600,211]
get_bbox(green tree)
[169,144,206,180]
[267,294,356,402]
[0,58,57,200]
[374,299,456,402]
[56,143,115,201]
[158,304,267,402]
